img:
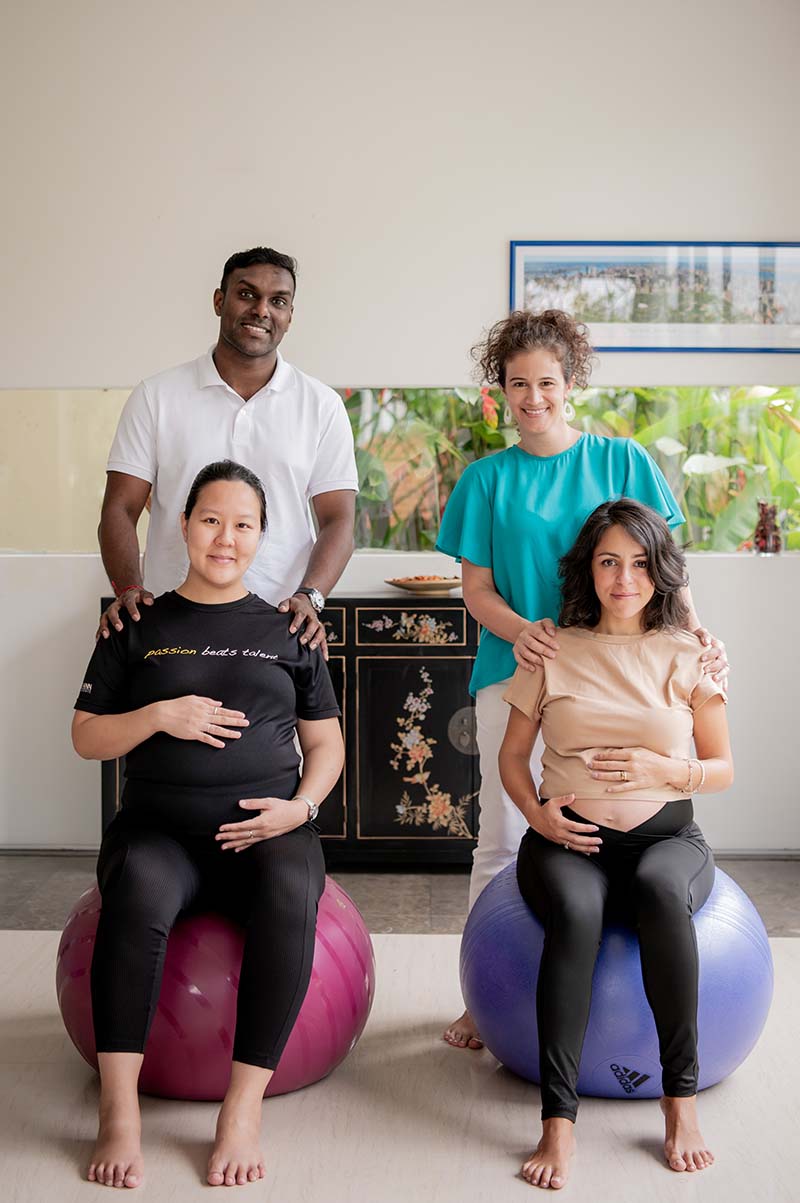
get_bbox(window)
[341,386,800,552]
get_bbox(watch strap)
[293,793,320,822]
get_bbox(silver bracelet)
[693,759,706,793]
[682,759,694,793]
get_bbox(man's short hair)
[220,247,297,294]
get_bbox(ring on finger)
[564,841,570,851]
[248,831,254,840]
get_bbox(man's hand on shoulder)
[96,587,155,641]
[277,594,329,660]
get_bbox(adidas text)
[609,1063,651,1093]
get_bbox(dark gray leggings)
[516,802,714,1122]
[91,812,325,1070]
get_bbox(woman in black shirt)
[73,460,344,1189]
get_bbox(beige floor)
[2,932,798,1203]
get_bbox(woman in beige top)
[499,498,733,1190]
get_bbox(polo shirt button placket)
[233,402,252,453]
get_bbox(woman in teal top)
[443,431,685,695]
[438,309,728,1051]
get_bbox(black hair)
[558,498,689,631]
[219,247,297,294]
[183,460,267,532]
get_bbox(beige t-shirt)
[503,627,726,803]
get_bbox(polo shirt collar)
[196,348,293,395]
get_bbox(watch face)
[296,587,324,612]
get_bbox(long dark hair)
[558,498,689,631]
[183,460,267,531]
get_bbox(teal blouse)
[435,434,685,695]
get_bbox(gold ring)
[619,770,625,781]
[213,706,219,716]
[248,831,254,840]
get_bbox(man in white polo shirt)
[97,246,358,654]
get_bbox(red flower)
[481,387,498,429]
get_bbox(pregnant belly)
[569,797,667,832]
[122,774,301,837]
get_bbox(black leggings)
[91,812,326,1070]
[516,802,714,1122]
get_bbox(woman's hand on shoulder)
[531,794,602,854]
[154,696,249,748]
[694,626,729,692]
[513,618,560,670]
[216,797,307,850]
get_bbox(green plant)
[340,386,800,552]
[341,387,511,550]
[571,386,800,550]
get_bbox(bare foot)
[87,1106,143,1189]
[443,1008,484,1050]
[660,1096,714,1173]
[208,1100,266,1187]
[521,1117,575,1189]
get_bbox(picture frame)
[509,240,800,353]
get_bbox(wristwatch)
[294,793,320,822]
[294,586,325,613]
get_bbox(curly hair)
[558,499,689,631]
[471,309,596,388]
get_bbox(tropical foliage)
[340,385,800,552]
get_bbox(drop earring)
[564,399,576,422]
[503,403,513,425]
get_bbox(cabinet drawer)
[356,606,467,647]
[322,605,346,647]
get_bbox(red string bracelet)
[111,581,142,598]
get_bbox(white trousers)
[469,679,543,912]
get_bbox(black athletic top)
[74,591,340,831]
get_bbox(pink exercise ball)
[56,877,375,1100]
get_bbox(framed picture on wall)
[509,240,800,353]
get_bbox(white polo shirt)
[107,350,358,604]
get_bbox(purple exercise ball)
[56,877,375,1100]
[461,865,773,1100]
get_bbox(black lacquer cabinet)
[100,594,480,867]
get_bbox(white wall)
[1,551,798,853]
[1,0,799,388]
[1,3,798,850]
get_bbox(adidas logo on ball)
[609,1063,651,1093]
